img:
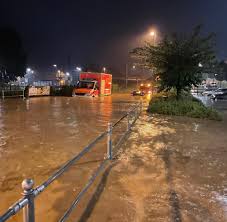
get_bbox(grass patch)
[148,93,222,121]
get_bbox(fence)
[1,89,25,99]
[0,102,142,222]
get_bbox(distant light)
[26,68,31,72]
[148,91,152,94]
[198,63,203,67]
[103,67,106,72]
[150,31,155,36]
[132,65,136,69]
[58,70,61,73]
[140,84,144,86]
[66,72,70,76]
[53,64,57,67]
[147,84,151,87]
[76,67,82,71]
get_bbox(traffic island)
[147,93,222,121]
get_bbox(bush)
[148,93,222,121]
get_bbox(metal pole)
[22,179,35,222]
[125,64,128,89]
[107,123,112,160]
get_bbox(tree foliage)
[131,26,217,98]
[0,27,27,83]
[218,61,227,81]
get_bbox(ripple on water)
[212,191,227,216]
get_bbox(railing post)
[107,123,112,160]
[127,113,131,131]
[23,89,25,100]
[22,179,35,222]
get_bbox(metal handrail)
[59,159,109,222]
[0,101,142,222]
[1,89,25,99]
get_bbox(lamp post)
[150,30,156,45]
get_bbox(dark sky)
[1,0,227,72]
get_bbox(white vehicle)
[211,88,227,99]
[202,89,216,96]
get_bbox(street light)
[26,68,31,72]
[150,31,155,36]
[76,67,82,71]
[53,64,57,68]
[103,67,106,73]
[149,30,156,45]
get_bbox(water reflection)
[0,95,139,220]
[0,102,6,149]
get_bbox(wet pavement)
[85,111,227,222]
[0,94,144,221]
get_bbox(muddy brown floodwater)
[0,94,144,222]
[82,101,227,222]
[1,95,227,222]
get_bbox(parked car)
[211,88,227,100]
[131,90,145,96]
[202,89,216,96]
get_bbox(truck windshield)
[77,81,95,89]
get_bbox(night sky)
[1,0,227,73]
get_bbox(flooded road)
[0,94,144,221]
[85,110,227,222]
[1,94,226,222]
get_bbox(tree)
[218,61,227,81]
[131,26,217,98]
[0,27,27,84]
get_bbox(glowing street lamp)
[150,31,155,36]
[66,72,70,76]
[149,30,156,45]
[76,67,82,71]
[103,67,106,73]
[26,68,31,72]
[53,64,57,68]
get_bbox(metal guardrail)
[0,102,142,222]
[1,89,25,99]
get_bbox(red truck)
[73,72,112,97]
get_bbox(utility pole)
[125,64,128,89]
